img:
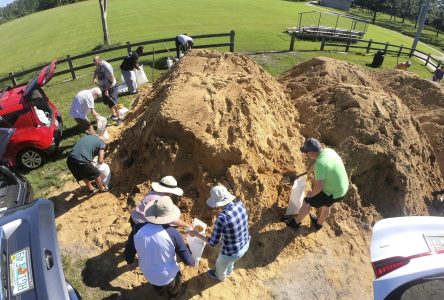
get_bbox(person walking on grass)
[120,46,144,94]
[66,135,111,194]
[124,176,192,266]
[93,55,122,125]
[129,197,194,299]
[283,138,348,230]
[188,185,250,281]
[69,87,102,135]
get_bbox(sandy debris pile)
[279,57,442,219]
[376,70,444,177]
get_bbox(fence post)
[67,55,76,80]
[9,72,17,87]
[126,42,132,53]
[425,53,431,66]
[230,30,235,52]
[345,40,350,52]
[320,37,325,51]
[384,42,389,52]
[298,13,303,31]
[397,45,403,57]
[366,39,372,53]
[289,33,296,51]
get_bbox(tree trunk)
[99,0,110,46]
[437,28,441,37]
[372,10,377,23]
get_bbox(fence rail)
[302,36,442,69]
[1,30,235,87]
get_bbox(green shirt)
[69,135,105,162]
[314,148,349,199]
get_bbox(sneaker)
[110,115,118,121]
[226,270,233,276]
[309,213,323,231]
[88,188,98,195]
[284,219,301,229]
[207,270,223,281]
[115,119,124,126]
[100,184,113,193]
[280,215,293,222]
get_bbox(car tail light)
[372,256,411,278]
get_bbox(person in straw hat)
[188,185,250,281]
[130,197,195,298]
[125,176,191,265]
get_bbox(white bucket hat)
[206,185,236,208]
[152,176,184,196]
[144,197,181,224]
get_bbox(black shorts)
[305,191,342,208]
[66,157,100,182]
[153,271,184,298]
[102,85,119,108]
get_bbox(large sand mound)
[53,52,443,299]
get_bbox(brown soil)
[53,51,443,300]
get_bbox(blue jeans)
[215,242,250,280]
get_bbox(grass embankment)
[0,0,441,79]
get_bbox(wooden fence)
[289,35,442,69]
[0,30,235,87]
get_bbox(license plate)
[424,235,444,252]
[9,248,34,296]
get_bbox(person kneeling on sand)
[131,197,195,298]
[124,176,192,265]
[282,138,349,230]
[188,185,250,281]
[66,135,112,194]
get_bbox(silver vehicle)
[0,128,79,299]
[371,216,444,299]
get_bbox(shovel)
[281,171,308,185]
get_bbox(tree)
[354,0,388,22]
[98,0,110,46]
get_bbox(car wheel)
[17,148,46,170]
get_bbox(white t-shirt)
[95,61,117,90]
[177,34,193,45]
[70,90,95,120]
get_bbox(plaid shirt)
[208,199,250,256]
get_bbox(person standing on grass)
[432,66,444,82]
[131,197,194,299]
[69,87,102,135]
[120,46,144,94]
[93,55,122,125]
[283,138,349,231]
[66,135,111,194]
[175,34,194,59]
[188,185,250,281]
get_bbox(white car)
[371,217,444,299]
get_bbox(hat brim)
[206,194,236,208]
[300,146,309,153]
[144,201,181,225]
[152,182,184,196]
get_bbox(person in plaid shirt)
[189,185,250,281]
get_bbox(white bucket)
[135,65,148,85]
[96,116,109,140]
[118,107,129,119]
[92,162,111,186]
[166,58,173,69]
[186,218,207,266]
[285,177,306,215]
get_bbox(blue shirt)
[208,200,250,256]
[133,223,195,286]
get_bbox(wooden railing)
[0,30,235,87]
[289,35,442,69]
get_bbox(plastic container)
[186,218,207,266]
[166,58,173,69]
[285,177,306,215]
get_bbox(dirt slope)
[53,53,443,300]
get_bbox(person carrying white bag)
[120,46,144,94]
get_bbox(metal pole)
[411,0,431,52]
[152,47,155,83]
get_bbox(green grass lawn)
[0,0,442,79]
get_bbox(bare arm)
[90,108,100,119]
[307,179,324,198]
[98,149,105,164]
[173,219,192,228]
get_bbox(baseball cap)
[300,138,322,153]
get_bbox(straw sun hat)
[144,197,181,225]
[152,176,184,196]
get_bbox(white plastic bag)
[135,65,148,85]
[96,116,109,140]
[118,106,129,119]
[285,177,306,215]
[186,218,207,266]
[92,162,111,186]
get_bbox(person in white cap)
[129,197,195,298]
[125,176,191,264]
[188,185,250,281]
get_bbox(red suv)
[0,61,62,170]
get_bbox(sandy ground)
[52,50,443,300]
